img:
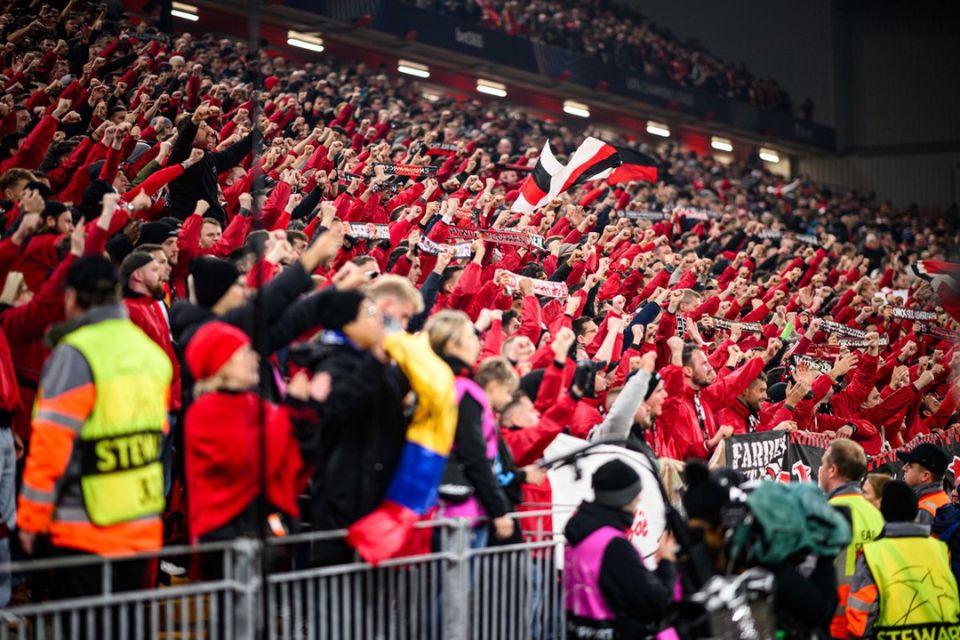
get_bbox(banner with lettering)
[374,163,437,177]
[724,430,789,481]
[501,271,569,298]
[795,234,821,247]
[891,307,937,321]
[674,207,720,221]
[346,223,391,240]
[838,336,889,348]
[712,317,764,334]
[446,226,546,251]
[724,426,960,487]
[625,211,670,221]
[820,320,866,339]
[417,236,473,258]
[791,354,833,374]
[426,142,458,157]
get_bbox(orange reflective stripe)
[16,498,54,533]
[48,518,162,555]
[919,491,949,515]
[34,383,95,423]
[22,422,77,494]
[846,606,868,638]
[830,584,853,638]
[849,583,878,604]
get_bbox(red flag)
[606,149,659,185]
[911,260,960,322]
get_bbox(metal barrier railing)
[0,507,574,640]
[0,538,260,640]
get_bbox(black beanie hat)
[644,372,663,401]
[592,459,642,508]
[138,221,177,246]
[80,180,116,220]
[66,255,119,297]
[767,382,787,404]
[119,251,155,285]
[519,368,546,402]
[41,200,68,222]
[880,480,918,523]
[189,257,241,308]
[321,290,367,331]
[682,461,731,526]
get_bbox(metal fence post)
[441,519,469,639]
[231,537,262,640]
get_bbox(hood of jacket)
[564,500,634,547]
[170,300,216,345]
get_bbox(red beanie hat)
[185,321,250,380]
[264,75,279,91]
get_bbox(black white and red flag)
[603,148,659,185]
[511,137,621,214]
[911,260,960,322]
[512,140,660,214]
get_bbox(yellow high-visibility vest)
[64,318,172,526]
[862,535,960,636]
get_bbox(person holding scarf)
[589,350,665,462]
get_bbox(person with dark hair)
[294,289,410,564]
[170,228,342,392]
[817,439,884,639]
[166,103,254,222]
[659,333,781,461]
[572,315,600,355]
[898,443,950,524]
[564,458,677,638]
[716,369,803,435]
[16,252,172,590]
[846,480,960,638]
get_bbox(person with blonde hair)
[366,274,424,331]
[183,321,306,544]
[862,473,892,510]
[427,310,516,546]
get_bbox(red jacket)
[123,294,182,412]
[1,255,73,439]
[658,356,766,460]
[716,399,796,435]
[0,329,21,416]
[185,391,306,543]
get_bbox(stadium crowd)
[0,0,959,638]
[410,0,797,115]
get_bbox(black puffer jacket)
[301,341,410,565]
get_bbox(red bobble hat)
[185,321,250,380]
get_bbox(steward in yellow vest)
[18,256,172,559]
[847,481,960,639]
[820,440,886,639]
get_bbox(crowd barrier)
[0,509,570,640]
